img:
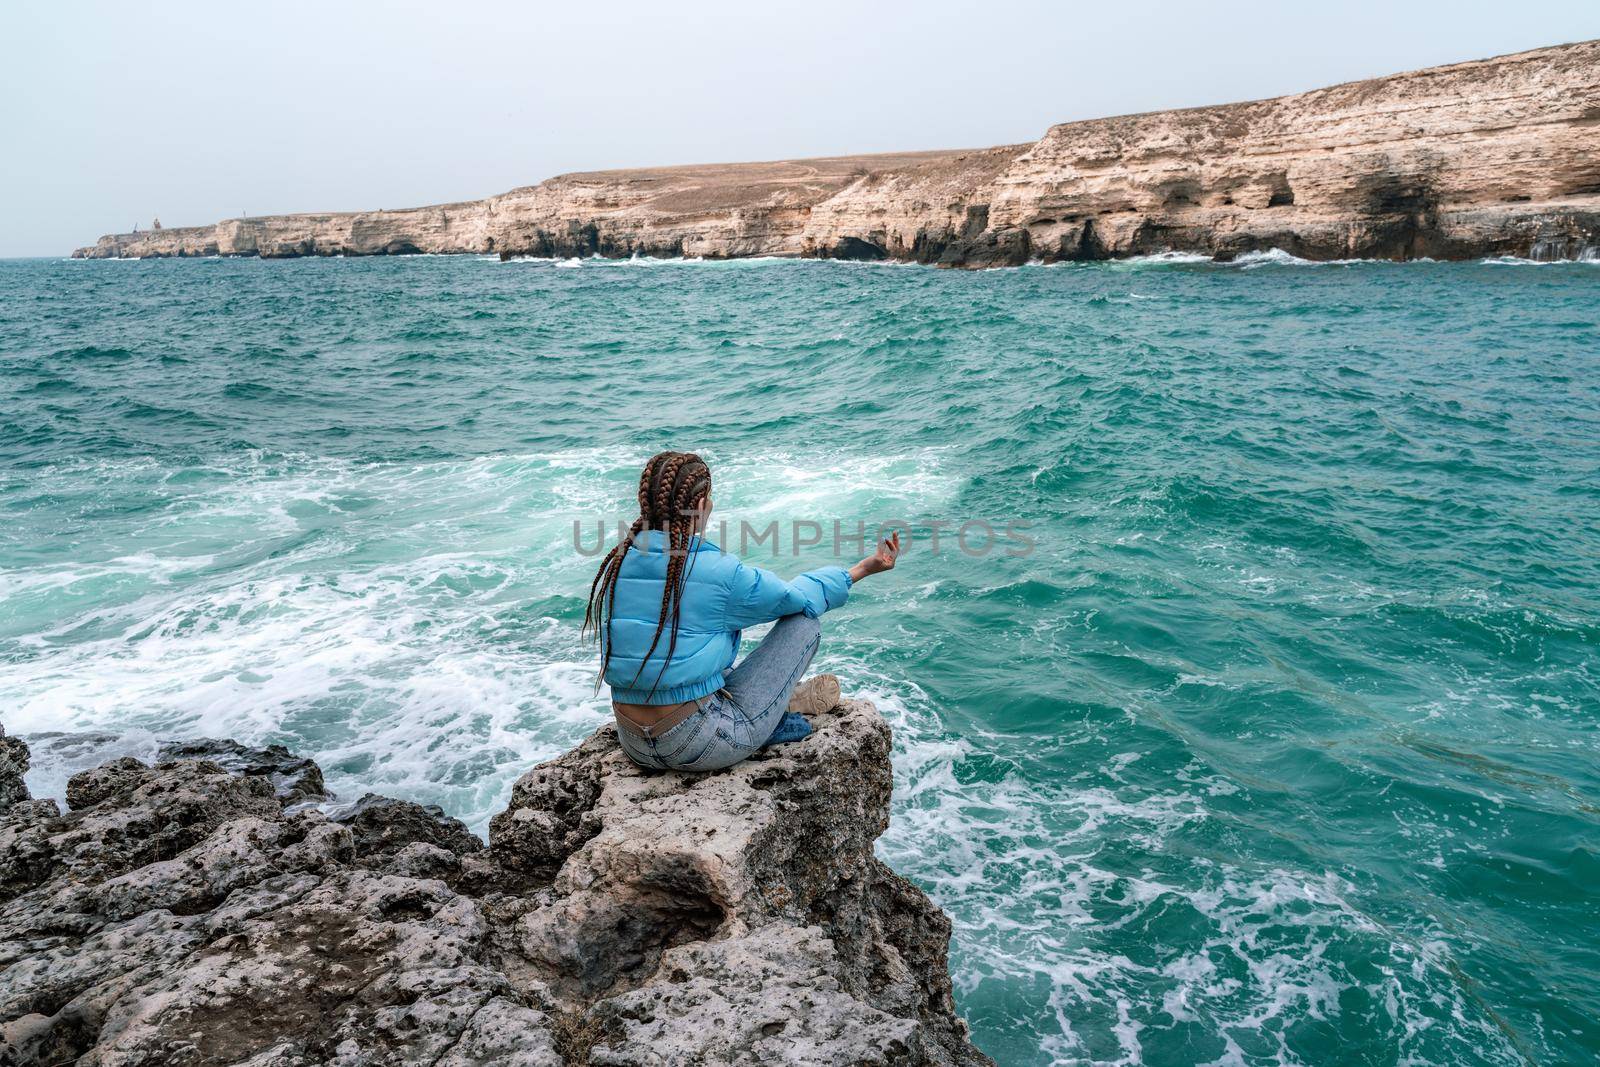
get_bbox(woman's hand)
[849,530,901,583]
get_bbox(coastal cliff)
[0,700,990,1066]
[74,40,1599,265]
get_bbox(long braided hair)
[584,451,712,696]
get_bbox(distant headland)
[74,40,1599,266]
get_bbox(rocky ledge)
[0,702,989,1066]
[73,40,1600,265]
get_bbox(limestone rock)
[0,724,29,811]
[588,924,922,1066]
[156,738,330,806]
[330,792,483,863]
[0,699,990,1065]
[72,41,1600,265]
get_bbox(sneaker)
[763,711,813,747]
[787,674,841,717]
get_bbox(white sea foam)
[1480,254,1599,266]
[1107,248,1399,270]
[10,548,608,833]
[1235,248,1315,267]
[1232,248,1418,268]
[22,730,164,804]
[1123,251,1214,265]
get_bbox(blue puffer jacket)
[603,530,852,703]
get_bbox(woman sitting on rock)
[586,450,900,772]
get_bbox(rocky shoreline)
[0,703,991,1065]
[73,41,1600,267]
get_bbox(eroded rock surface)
[74,41,1600,265]
[0,701,989,1066]
[156,738,330,806]
[0,725,28,811]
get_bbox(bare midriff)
[612,698,701,737]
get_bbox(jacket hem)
[609,673,725,705]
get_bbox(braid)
[657,511,697,680]
[637,457,659,521]
[634,454,699,691]
[586,451,712,697]
[650,454,689,529]
[584,514,645,685]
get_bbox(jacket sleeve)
[724,561,852,628]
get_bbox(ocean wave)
[1229,248,1401,268]
[10,552,608,834]
[1481,254,1600,266]
[1100,249,1420,270]
[1121,251,1215,265]
[18,729,164,806]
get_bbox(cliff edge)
[73,41,1600,265]
[0,699,990,1066]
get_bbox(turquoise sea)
[2,253,1597,1065]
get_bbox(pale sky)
[3,0,1595,256]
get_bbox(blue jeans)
[615,614,820,772]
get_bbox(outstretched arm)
[722,532,900,630]
[725,559,853,627]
